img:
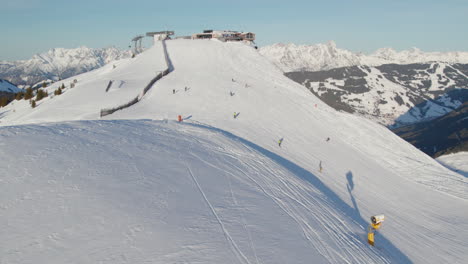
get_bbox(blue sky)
[1,0,467,60]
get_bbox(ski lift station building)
[192,30,255,42]
[146,31,175,42]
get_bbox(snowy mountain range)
[259,41,468,72]
[1,39,467,263]
[0,46,131,87]
[261,42,468,158]
[285,62,468,127]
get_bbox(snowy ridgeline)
[259,41,468,72]
[0,39,467,263]
[0,46,131,87]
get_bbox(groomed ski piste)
[1,39,467,264]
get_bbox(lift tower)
[131,35,144,55]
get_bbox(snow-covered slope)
[437,152,468,177]
[260,42,468,72]
[0,79,21,93]
[0,46,131,87]
[1,39,467,263]
[286,63,468,127]
[0,120,395,264]
[0,44,166,124]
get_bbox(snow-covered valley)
[1,39,467,263]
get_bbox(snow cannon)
[371,214,385,225]
[368,214,385,246]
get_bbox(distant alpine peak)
[260,41,468,72]
[29,46,128,64]
[0,46,131,86]
[260,41,362,72]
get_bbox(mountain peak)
[0,46,131,86]
[326,40,337,49]
[261,41,468,72]
[259,40,362,72]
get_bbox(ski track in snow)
[186,132,389,264]
[184,158,251,264]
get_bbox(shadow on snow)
[184,121,412,263]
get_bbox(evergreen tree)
[0,96,8,107]
[24,87,33,100]
[54,87,62,95]
[42,82,47,88]
[15,92,24,100]
[36,89,47,101]
[31,100,36,108]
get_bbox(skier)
[326,137,330,142]
[278,138,284,147]
[319,161,323,173]
[185,86,188,92]
[230,91,234,96]
[172,89,175,94]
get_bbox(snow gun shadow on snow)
[346,171,362,219]
[184,121,412,263]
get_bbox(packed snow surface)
[437,152,468,177]
[1,39,467,263]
